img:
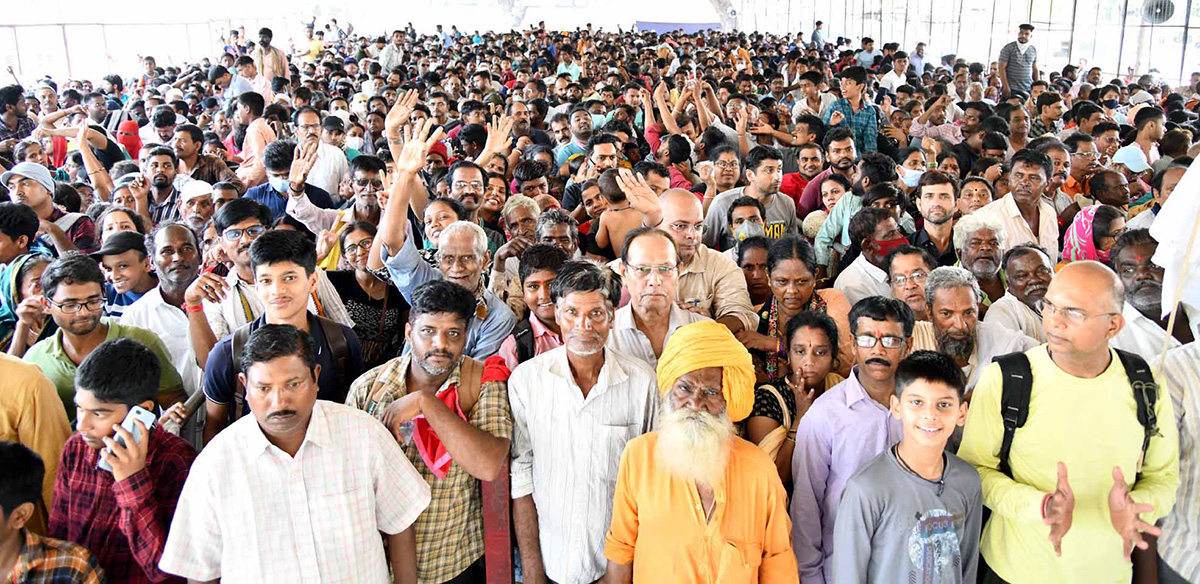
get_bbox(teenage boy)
[0,441,105,584]
[94,230,159,318]
[497,243,569,369]
[201,229,363,443]
[831,350,982,583]
[50,338,196,584]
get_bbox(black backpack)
[993,348,1160,479]
[230,316,350,419]
[511,319,535,365]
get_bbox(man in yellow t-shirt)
[959,261,1179,583]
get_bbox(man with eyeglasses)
[443,160,507,254]
[1108,229,1196,362]
[885,245,936,321]
[293,107,349,199]
[985,244,1055,342]
[1060,133,1103,204]
[791,295,913,583]
[621,171,758,336]
[21,252,183,420]
[959,261,1180,584]
[608,227,709,369]
[286,155,386,270]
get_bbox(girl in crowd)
[0,255,55,355]
[1062,204,1126,263]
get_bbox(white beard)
[654,403,735,488]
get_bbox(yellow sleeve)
[19,368,72,521]
[604,441,640,565]
[759,470,799,582]
[958,363,1048,522]
[1129,372,1180,524]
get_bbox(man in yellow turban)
[603,320,799,583]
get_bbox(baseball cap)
[1129,90,1155,106]
[180,180,214,204]
[90,230,148,260]
[1,162,55,194]
[1112,144,1151,173]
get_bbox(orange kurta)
[604,432,799,583]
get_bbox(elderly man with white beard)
[1109,229,1198,360]
[603,320,798,583]
[952,213,1008,317]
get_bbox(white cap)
[180,180,214,203]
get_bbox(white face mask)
[344,136,364,150]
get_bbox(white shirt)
[1109,302,1199,362]
[508,346,659,584]
[879,70,906,94]
[977,193,1060,260]
[1156,342,1200,581]
[985,293,1045,342]
[159,401,431,583]
[308,143,350,201]
[121,287,205,447]
[1126,207,1157,231]
[833,254,892,306]
[606,304,709,370]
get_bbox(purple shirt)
[789,367,904,583]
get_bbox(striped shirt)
[508,346,659,583]
[1157,342,1200,581]
[998,42,1037,94]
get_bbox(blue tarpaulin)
[635,21,720,34]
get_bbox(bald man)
[620,167,758,335]
[959,261,1179,584]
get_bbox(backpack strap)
[993,352,1033,478]
[455,357,485,416]
[53,212,85,233]
[231,323,252,420]
[316,316,349,386]
[1113,349,1159,475]
[512,319,534,364]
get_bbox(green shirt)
[23,318,184,420]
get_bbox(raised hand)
[1044,461,1076,557]
[1108,466,1161,561]
[829,110,846,126]
[614,168,660,218]
[396,118,445,176]
[288,139,320,193]
[384,88,421,140]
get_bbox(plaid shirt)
[825,98,880,153]
[346,355,514,584]
[10,529,106,584]
[0,115,37,144]
[49,430,195,584]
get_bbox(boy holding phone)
[830,350,982,583]
[50,338,196,584]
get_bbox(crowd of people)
[0,16,1197,584]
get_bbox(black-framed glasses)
[48,297,103,314]
[223,225,267,241]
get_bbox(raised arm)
[383,89,431,216]
[75,122,114,200]
[369,117,443,274]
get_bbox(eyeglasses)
[854,334,906,349]
[222,225,267,241]
[344,238,373,255]
[1042,299,1117,325]
[294,123,322,132]
[1071,151,1101,160]
[625,263,677,279]
[714,161,740,170]
[453,180,484,192]
[890,271,928,287]
[48,297,103,314]
[668,222,706,234]
[355,178,384,189]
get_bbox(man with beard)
[959,261,1179,583]
[286,155,385,270]
[509,260,659,584]
[911,267,1037,392]
[437,160,505,253]
[548,113,571,148]
[93,231,158,318]
[798,128,857,219]
[0,85,37,155]
[909,171,959,266]
[609,227,710,369]
[792,296,913,583]
[977,149,1059,259]
[953,213,1007,316]
[2,162,96,253]
[141,146,189,224]
[250,28,288,84]
[834,207,906,305]
[200,230,363,443]
[985,244,1054,341]
[780,143,824,213]
[703,146,799,250]
[121,224,206,446]
[1109,230,1197,361]
[345,280,512,583]
[22,253,183,419]
[553,106,595,167]
[173,124,242,192]
[178,181,215,234]
[507,101,553,149]
[603,320,797,582]
[886,245,936,321]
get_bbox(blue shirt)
[222,75,254,104]
[381,233,516,359]
[554,142,585,167]
[202,312,364,424]
[824,98,880,153]
[102,284,146,319]
[243,183,336,222]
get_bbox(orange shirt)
[1063,174,1090,200]
[604,432,798,583]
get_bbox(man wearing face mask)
[998,24,1039,99]
[719,197,767,262]
[703,146,799,251]
[287,155,386,270]
[244,138,336,222]
[834,208,907,306]
[1108,229,1198,361]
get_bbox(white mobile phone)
[97,405,158,472]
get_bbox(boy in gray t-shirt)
[831,350,983,584]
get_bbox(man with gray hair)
[953,212,1008,316]
[986,245,1055,342]
[489,194,544,315]
[535,207,580,258]
[911,266,1037,393]
[1108,229,1198,361]
[508,260,658,584]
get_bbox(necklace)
[892,444,946,496]
[607,205,633,212]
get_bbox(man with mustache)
[346,280,513,583]
[603,320,797,582]
[886,245,936,321]
[702,146,799,250]
[2,162,96,253]
[1109,230,1196,361]
[440,160,506,253]
[797,128,857,220]
[161,325,430,583]
[1127,162,1185,231]
[93,231,158,318]
[508,260,658,584]
[977,149,1059,259]
[200,230,363,443]
[178,181,216,234]
[286,155,386,270]
[22,253,183,419]
[173,124,242,193]
[954,212,1008,316]
[985,244,1055,342]
[909,171,960,267]
[910,267,1037,392]
[609,227,709,369]
[791,296,913,583]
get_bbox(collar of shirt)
[679,244,716,274]
[853,254,888,284]
[614,303,693,337]
[528,314,559,341]
[841,367,889,411]
[545,346,630,401]
[246,396,332,459]
[46,317,114,361]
